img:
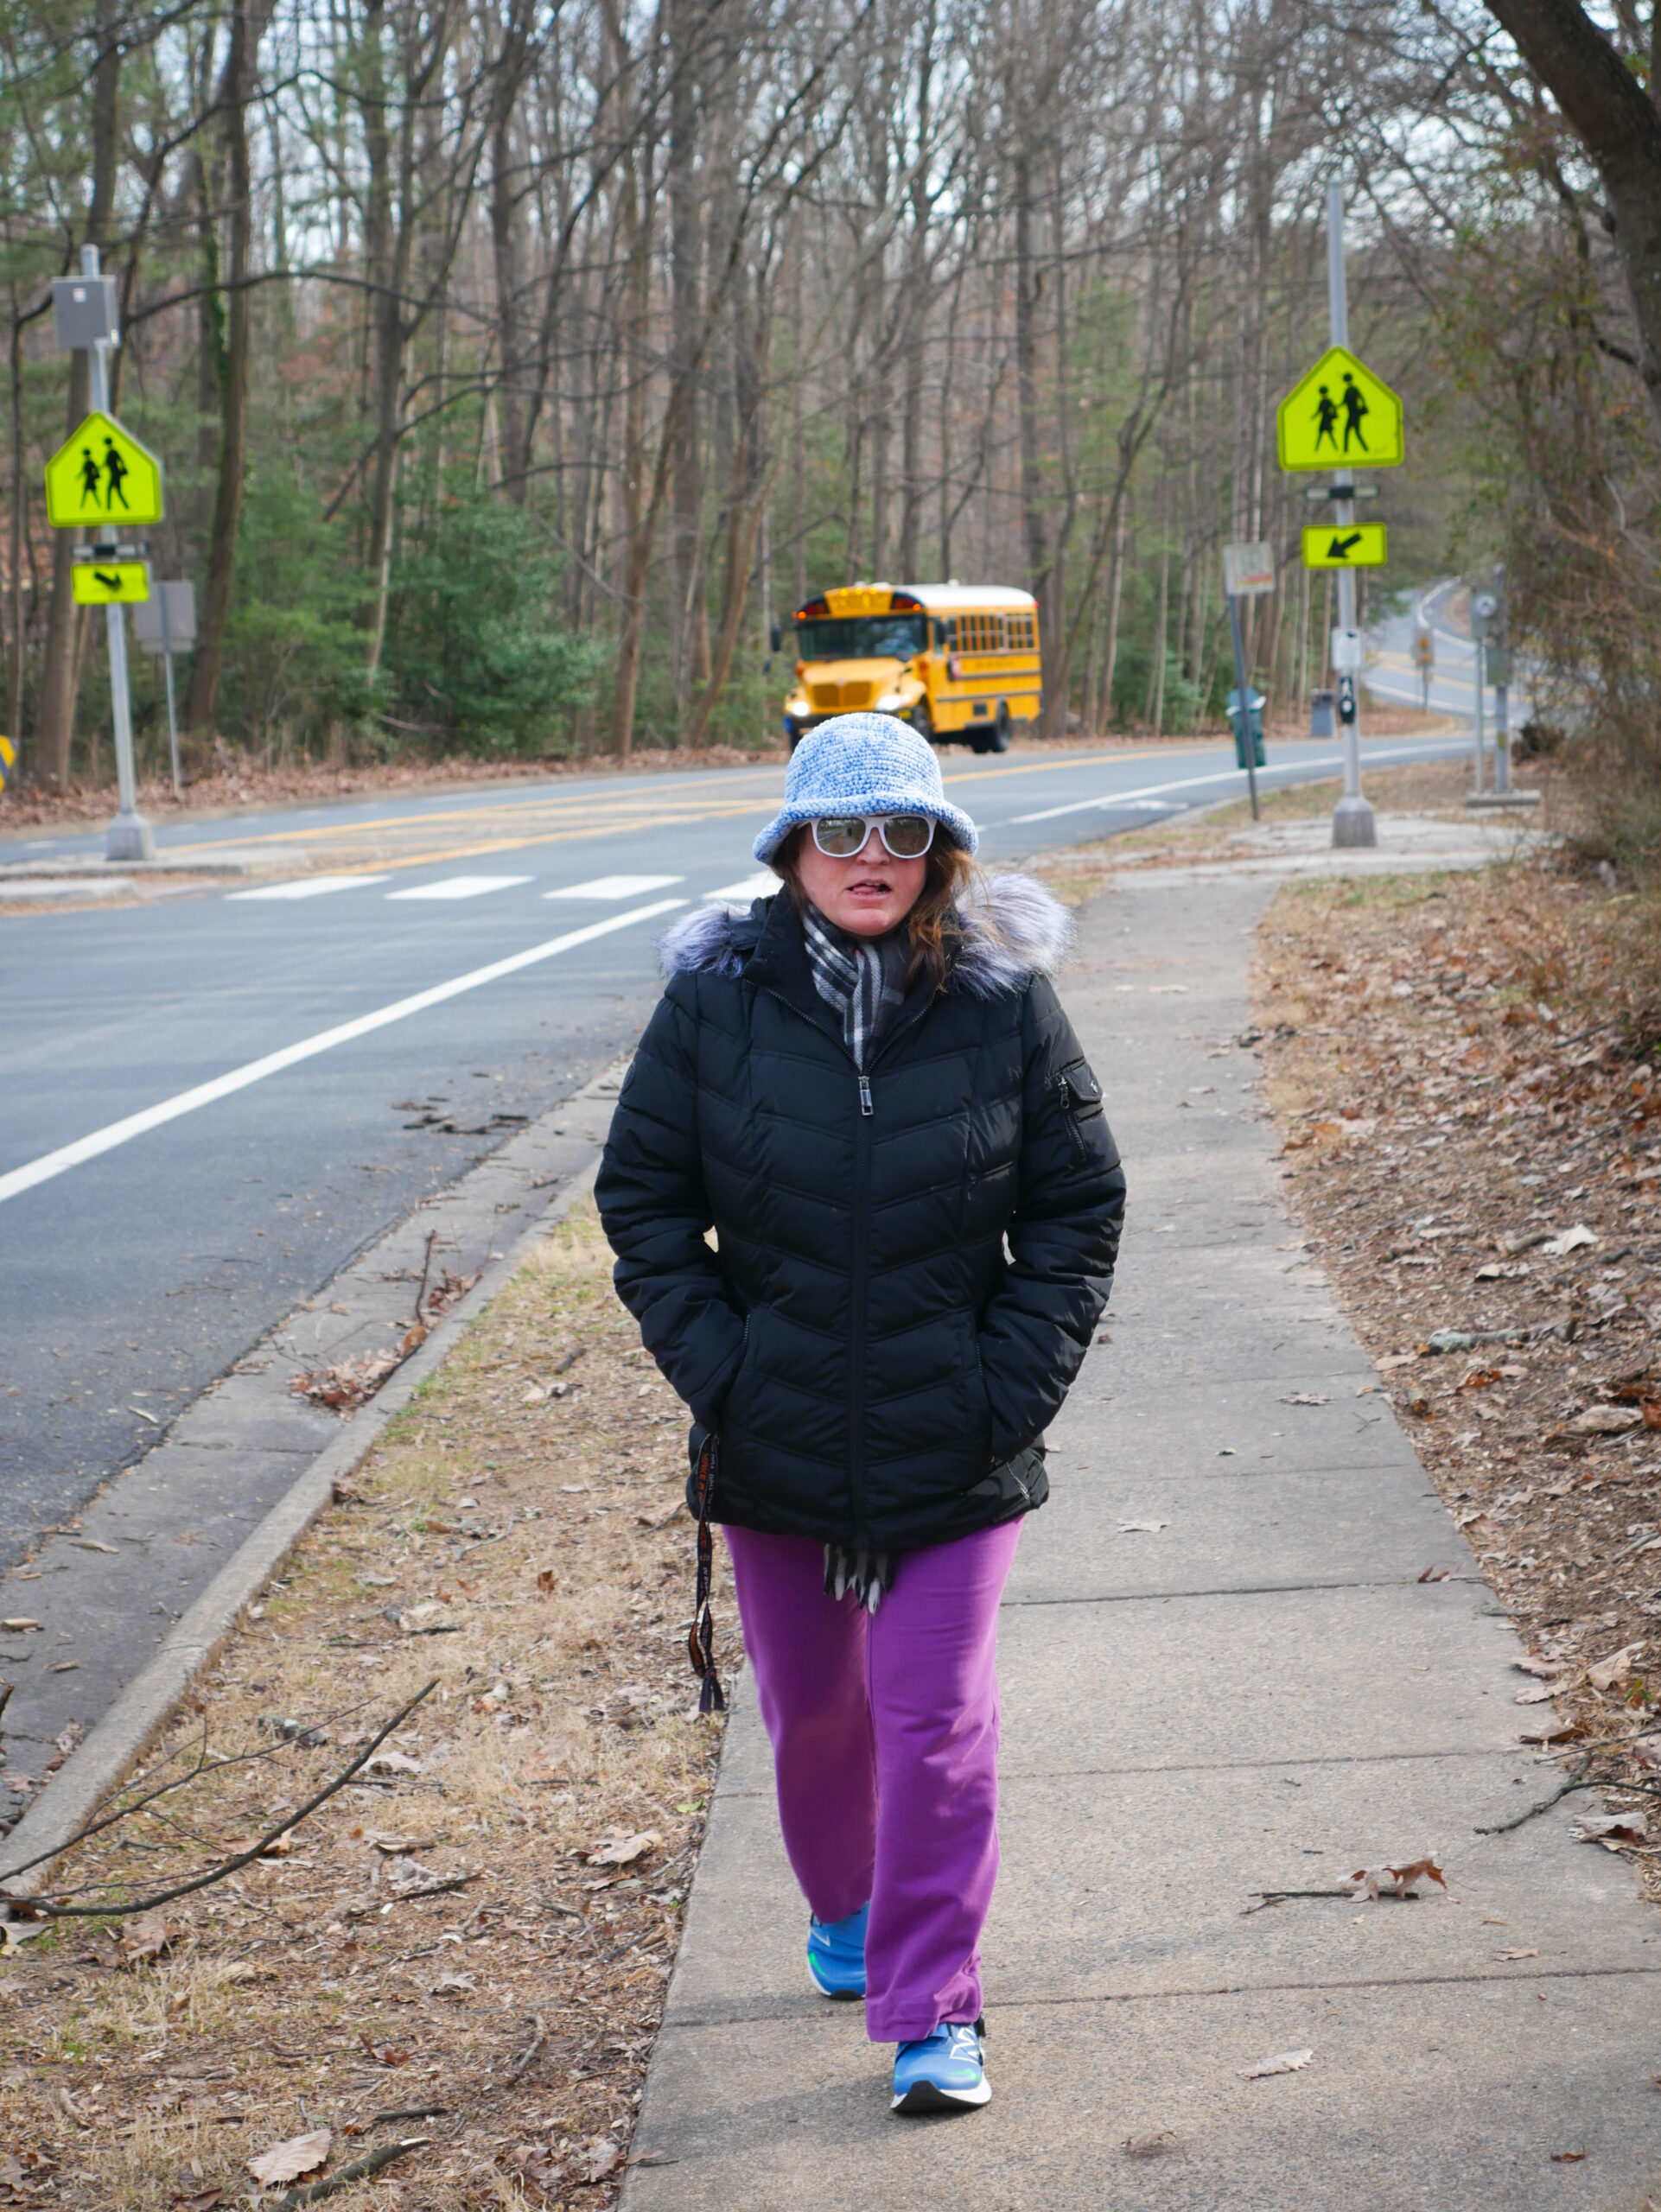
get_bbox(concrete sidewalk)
[623,868,1661,2211]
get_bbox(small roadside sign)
[0,734,13,796]
[1414,626,1434,667]
[1278,346,1403,472]
[72,557,150,606]
[44,410,164,528]
[1301,522,1387,570]
[133,580,196,653]
[1221,541,1276,596]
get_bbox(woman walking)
[596,714,1123,2114]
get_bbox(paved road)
[1368,578,1537,751]
[1,731,1464,1567]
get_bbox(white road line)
[1009,744,1461,824]
[386,874,534,901]
[228,874,393,901]
[0,898,686,1209]
[545,874,684,900]
[704,871,777,903]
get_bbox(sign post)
[1276,182,1406,849]
[133,582,196,798]
[1470,589,1498,797]
[1414,624,1434,710]
[1221,541,1275,823]
[46,246,162,861]
[1488,565,1511,796]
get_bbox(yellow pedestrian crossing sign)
[0,734,13,796]
[1301,522,1388,570]
[44,410,164,528]
[72,556,150,605]
[1277,347,1403,472]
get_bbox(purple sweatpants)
[723,1518,1021,2043]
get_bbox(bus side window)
[934,619,949,649]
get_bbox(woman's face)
[793,822,929,937]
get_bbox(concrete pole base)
[1331,793,1377,848]
[105,810,156,862]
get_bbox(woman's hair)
[773,825,983,993]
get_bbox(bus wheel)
[968,724,996,754]
[991,702,1013,752]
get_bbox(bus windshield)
[794,614,926,662]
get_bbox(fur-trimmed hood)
[657,871,1072,998]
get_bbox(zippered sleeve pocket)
[1056,1058,1104,1160]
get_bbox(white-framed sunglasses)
[810,814,937,859]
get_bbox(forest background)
[0,0,1658,791]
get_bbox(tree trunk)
[1484,0,1661,429]
[187,0,265,737]
[1013,149,1050,715]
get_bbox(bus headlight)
[875,690,904,711]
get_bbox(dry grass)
[0,1199,729,2209]
[1251,863,1661,1890]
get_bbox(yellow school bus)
[780,582,1041,753]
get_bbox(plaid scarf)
[800,904,909,1072]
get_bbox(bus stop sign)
[1277,346,1403,472]
[44,410,164,528]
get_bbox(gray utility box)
[1309,689,1336,738]
[52,274,119,350]
[132,581,196,653]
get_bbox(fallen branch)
[413,1229,438,1324]
[369,2106,447,2126]
[0,1681,436,1917]
[1476,1772,1661,1836]
[1243,1888,1427,1915]
[506,2010,546,2085]
[272,2137,428,2208]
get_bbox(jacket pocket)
[1056,1058,1104,1161]
[956,1311,995,1460]
[719,1306,767,1437]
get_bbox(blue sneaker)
[891,2018,990,2113]
[806,1904,869,1998]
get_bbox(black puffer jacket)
[595,876,1125,1554]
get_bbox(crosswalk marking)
[703,871,776,904]
[544,874,684,900]
[228,874,392,901]
[385,874,534,901]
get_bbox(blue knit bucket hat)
[754,712,978,864]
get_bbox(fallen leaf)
[1148,982,1188,995]
[1574,1813,1648,1844]
[1588,1643,1645,1692]
[0,1618,40,1632]
[521,1734,582,1786]
[1386,1856,1448,1892]
[1279,1391,1329,1406]
[223,1830,293,1859]
[172,2190,226,2211]
[431,1972,476,1998]
[1117,1520,1168,1535]
[579,2139,621,2183]
[587,1827,661,1867]
[1550,2147,1587,2163]
[636,1500,684,1530]
[247,2127,332,2187]
[1540,1224,1597,1256]
[1566,1404,1642,1436]
[1374,1351,1417,1371]
[1514,1683,1561,1705]
[536,1566,559,1592]
[1239,2048,1313,2080]
[1497,1946,1539,1961]
[364,1750,423,1776]
[358,2033,413,2067]
[1417,1565,1451,1582]
[1121,2130,1181,2157]
[1518,1715,1579,1743]
[1513,1655,1556,1676]
[120,1914,170,1965]
[1474,1261,1531,1281]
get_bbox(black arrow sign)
[92,569,122,592]
[1326,531,1364,559]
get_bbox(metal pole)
[160,589,181,797]
[1227,588,1260,822]
[81,245,153,862]
[1327,179,1375,849]
[1492,562,1511,795]
[1472,623,1485,796]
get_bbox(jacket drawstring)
[688,1433,726,1713]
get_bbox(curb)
[0,1156,604,1903]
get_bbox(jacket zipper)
[849,1068,871,1545]
[1056,1072,1087,1161]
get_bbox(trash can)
[1309,689,1335,739]
[1227,686,1266,768]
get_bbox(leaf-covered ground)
[0,1201,725,2209]
[1252,861,1661,1885]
